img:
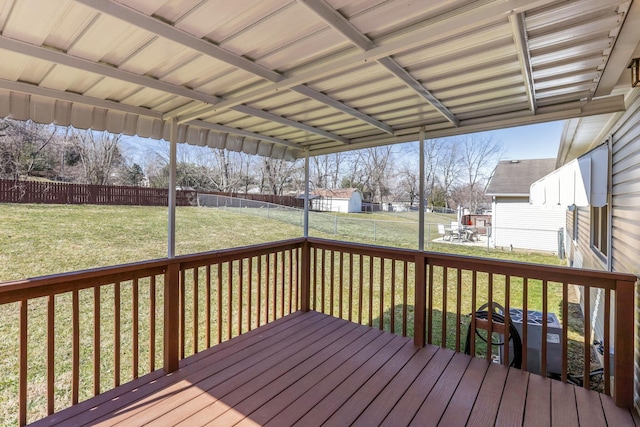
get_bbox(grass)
[0,203,579,425]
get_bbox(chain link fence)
[197,194,563,255]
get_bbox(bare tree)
[349,147,394,203]
[0,119,61,180]
[454,135,504,212]
[69,130,123,185]
[259,157,303,195]
[310,153,344,189]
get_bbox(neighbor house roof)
[311,188,361,200]
[486,158,557,197]
[1,0,637,160]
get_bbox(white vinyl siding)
[492,197,566,252]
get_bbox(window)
[591,205,608,257]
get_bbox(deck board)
[31,311,637,427]
[495,367,530,426]
[523,371,551,427]
[437,356,489,426]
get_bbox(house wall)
[491,196,566,252]
[568,91,640,408]
[609,92,640,409]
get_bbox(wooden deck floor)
[32,311,637,427]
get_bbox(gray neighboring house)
[486,159,566,253]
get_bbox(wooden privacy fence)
[0,237,635,425]
[0,179,196,206]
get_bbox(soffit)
[0,0,635,160]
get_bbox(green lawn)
[0,203,571,425]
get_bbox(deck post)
[300,239,311,312]
[163,262,180,373]
[614,279,634,407]
[414,253,426,347]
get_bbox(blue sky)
[122,120,565,166]
[480,121,564,160]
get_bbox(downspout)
[303,148,310,238]
[607,136,613,271]
[168,118,177,258]
[418,127,425,251]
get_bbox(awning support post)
[304,148,310,238]
[418,127,425,251]
[168,118,177,258]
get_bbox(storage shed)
[310,188,362,213]
[486,159,566,252]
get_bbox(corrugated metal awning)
[530,144,608,207]
[1,0,638,159]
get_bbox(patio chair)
[437,223,450,240]
[450,221,461,240]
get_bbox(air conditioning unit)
[500,308,563,375]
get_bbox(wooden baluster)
[582,285,590,388]
[379,258,385,331]
[541,279,548,377]
[272,253,278,320]
[133,278,139,378]
[339,252,344,319]
[358,254,364,325]
[603,288,610,395]
[19,299,27,427]
[266,254,271,319]
[368,256,374,327]
[470,271,477,358]
[94,286,101,395]
[47,295,55,415]
[561,282,568,382]
[486,274,493,362]
[293,248,299,311]
[455,269,462,353]
[150,276,156,372]
[248,258,253,330]
[193,268,199,354]
[403,261,408,337]
[522,278,528,371]
[427,264,433,345]
[442,267,447,347]
[238,259,243,334]
[349,253,354,322]
[227,262,232,339]
[330,250,335,317]
[206,265,211,346]
[504,276,510,367]
[217,264,222,343]
[180,270,185,359]
[257,258,262,325]
[114,284,120,387]
[321,249,326,313]
[414,255,426,348]
[288,249,293,315]
[391,260,396,334]
[280,251,285,318]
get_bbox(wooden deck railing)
[0,237,635,425]
[0,239,302,426]
[305,238,636,408]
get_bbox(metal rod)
[304,148,310,237]
[168,118,178,258]
[418,127,425,251]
